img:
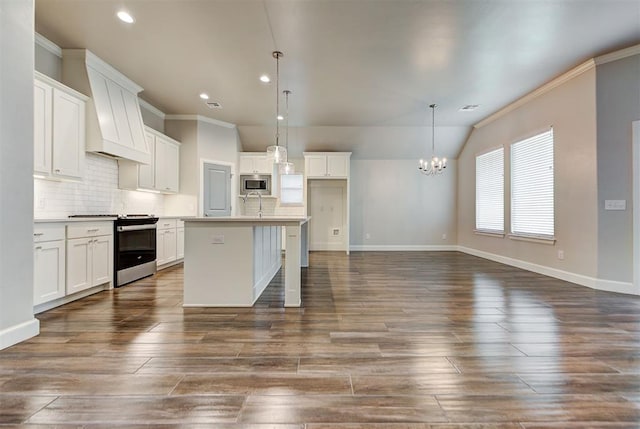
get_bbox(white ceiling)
[35,0,640,159]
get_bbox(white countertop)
[183,216,310,224]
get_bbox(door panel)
[203,163,231,217]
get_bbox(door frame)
[199,158,236,217]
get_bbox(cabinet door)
[254,156,272,174]
[157,138,179,193]
[156,230,166,266]
[163,229,177,263]
[66,238,91,294]
[138,132,156,189]
[176,228,185,259]
[34,240,65,305]
[91,235,112,287]
[239,156,255,174]
[52,89,85,179]
[34,80,52,175]
[306,156,327,178]
[326,155,348,177]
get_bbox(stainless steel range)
[69,214,159,287]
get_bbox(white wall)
[0,0,40,349]
[350,159,457,248]
[596,54,640,283]
[457,68,599,281]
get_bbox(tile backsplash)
[34,153,164,218]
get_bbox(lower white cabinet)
[66,223,113,295]
[33,224,66,306]
[156,218,184,269]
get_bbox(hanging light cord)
[284,90,290,151]
[430,103,436,156]
[275,52,280,147]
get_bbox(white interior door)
[308,180,347,251]
[203,162,231,217]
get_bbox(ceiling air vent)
[459,104,480,112]
[206,101,222,109]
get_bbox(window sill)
[474,230,505,238]
[508,234,556,245]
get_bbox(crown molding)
[474,59,596,129]
[35,33,62,58]
[165,114,236,129]
[138,98,166,120]
[595,44,640,65]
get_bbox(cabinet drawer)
[67,222,113,239]
[176,219,185,228]
[158,219,177,230]
[33,223,66,243]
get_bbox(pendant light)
[279,89,295,175]
[418,103,447,175]
[266,51,287,164]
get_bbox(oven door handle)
[117,224,157,232]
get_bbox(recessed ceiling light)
[459,104,480,112]
[117,10,135,24]
[199,93,209,100]
[260,75,271,83]
[277,115,284,121]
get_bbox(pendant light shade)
[266,51,288,164]
[418,104,447,176]
[278,89,295,175]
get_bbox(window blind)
[280,173,304,206]
[475,147,504,232]
[510,129,554,238]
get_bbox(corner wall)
[457,68,599,285]
[0,0,40,349]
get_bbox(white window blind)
[476,147,504,232]
[279,173,304,206]
[510,129,554,238]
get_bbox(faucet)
[242,191,263,218]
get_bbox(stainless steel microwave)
[240,174,271,195]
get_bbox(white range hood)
[61,49,151,164]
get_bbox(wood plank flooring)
[1,251,640,427]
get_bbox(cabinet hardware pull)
[87,228,99,232]
[35,246,42,250]
[33,232,44,236]
[54,169,61,173]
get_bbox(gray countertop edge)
[34,218,118,223]
[183,216,310,224]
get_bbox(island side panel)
[183,223,254,306]
[284,223,302,307]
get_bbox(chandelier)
[418,103,447,175]
[266,51,287,164]
[279,89,295,175]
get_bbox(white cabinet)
[119,127,180,193]
[33,224,66,306]
[66,223,113,295]
[239,153,272,174]
[157,219,178,267]
[304,153,349,178]
[34,72,87,180]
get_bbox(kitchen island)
[181,216,310,307]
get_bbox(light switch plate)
[211,234,224,244]
[604,200,626,210]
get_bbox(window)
[510,129,554,239]
[475,147,504,233]
[279,173,304,206]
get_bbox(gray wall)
[350,160,457,247]
[35,42,61,80]
[0,0,39,348]
[140,105,165,133]
[457,68,599,279]
[596,54,640,282]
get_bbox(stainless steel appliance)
[68,214,159,287]
[240,174,271,195]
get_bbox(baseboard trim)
[349,245,458,252]
[0,318,40,350]
[457,246,638,296]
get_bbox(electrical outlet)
[332,228,340,236]
[365,233,371,240]
[441,233,447,240]
[557,250,565,260]
[211,234,224,244]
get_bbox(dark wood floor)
[1,251,640,428]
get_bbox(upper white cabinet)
[304,152,350,178]
[119,127,180,193]
[239,153,272,174]
[62,49,151,164]
[34,72,87,180]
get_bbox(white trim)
[474,60,595,129]
[35,32,62,57]
[595,44,640,66]
[508,234,556,245]
[457,246,638,296]
[349,245,458,252]
[138,98,166,120]
[165,114,236,129]
[474,230,505,238]
[33,71,89,101]
[0,319,40,350]
[62,49,144,94]
[633,121,640,296]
